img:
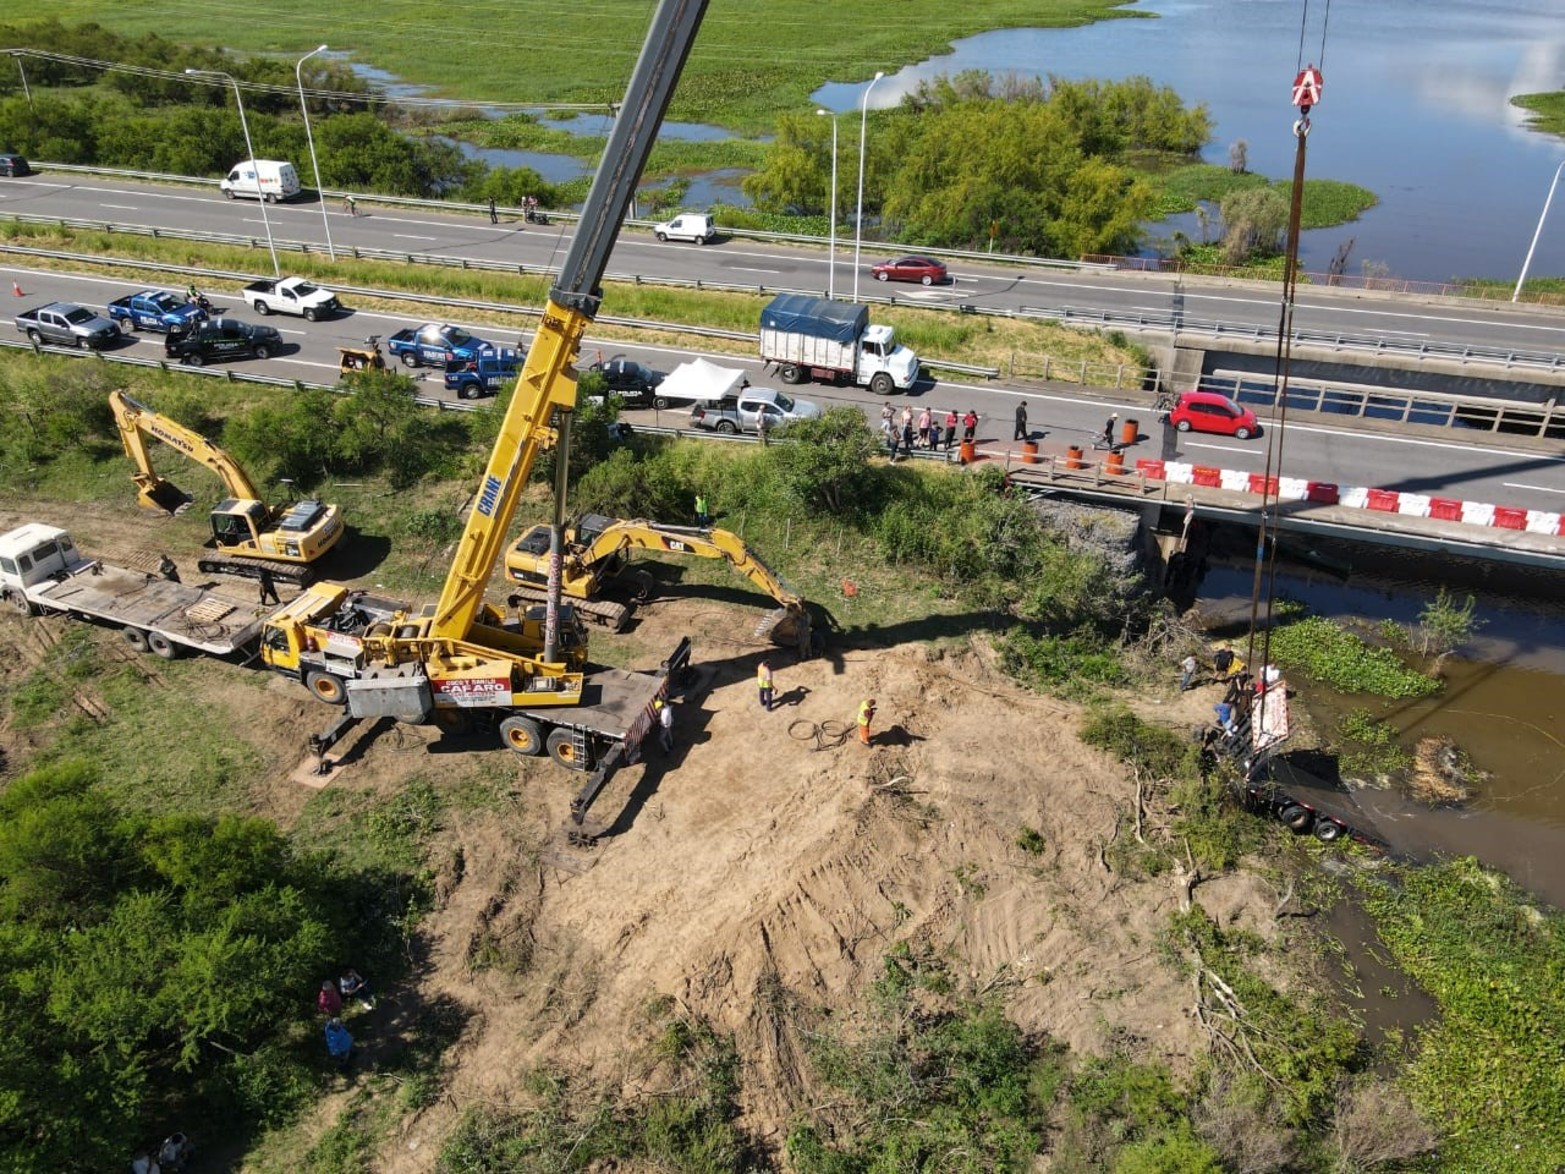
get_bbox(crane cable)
[1243,1,1331,716]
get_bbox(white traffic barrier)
[1460,501,1496,527]
[1278,476,1310,501]
[1397,493,1433,518]
[1339,486,1370,509]
[1525,510,1562,535]
[1219,469,1251,492]
[1164,461,1195,484]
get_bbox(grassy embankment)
[0,218,1153,384]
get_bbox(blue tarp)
[761,294,866,344]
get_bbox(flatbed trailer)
[0,523,264,659]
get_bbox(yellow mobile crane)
[258,0,706,801]
[504,514,813,651]
[108,389,344,585]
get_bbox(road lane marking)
[728,266,781,274]
[100,203,139,211]
[393,233,438,241]
[1186,442,1260,456]
[1502,482,1565,495]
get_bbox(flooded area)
[1197,534,1565,906]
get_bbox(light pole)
[816,108,838,299]
[187,67,280,278]
[1512,158,1565,302]
[11,52,31,110]
[296,44,335,261]
[852,71,884,304]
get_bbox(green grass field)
[32,0,1147,133]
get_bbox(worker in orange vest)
[857,698,876,746]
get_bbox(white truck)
[220,159,301,203]
[241,277,341,321]
[759,293,921,396]
[0,523,265,660]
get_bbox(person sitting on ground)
[317,978,342,1018]
[339,967,374,1011]
[325,1017,353,1066]
[157,1133,194,1172]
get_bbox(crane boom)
[427,0,711,643]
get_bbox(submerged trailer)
[0,523,265,660]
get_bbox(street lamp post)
[11,52,32,110]
[815,109,838,299]
[852,71,885,305]
[187,68,280,278]
[296,44,335,261]
[1512,158,1565,302]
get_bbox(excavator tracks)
[507,586,631,632]
[196,556,315,587]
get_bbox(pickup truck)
[443,345,522,399]
[107,290,207,335]
[386,323,491,369]
[586,356,664,408]
[241,277,341,321]
[164,317,283,366]
[15,302,119,350]
[688,387,822,435]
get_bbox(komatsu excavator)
[504,514,812,651]
[108,389,344,585]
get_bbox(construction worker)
[258,567,280,606]
[857,698,876,746]
[157,553,180,583]
[656,697,674,751]
[757,660,773,711]
[695,492,710,527]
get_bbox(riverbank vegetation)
[1510,90,1565,138]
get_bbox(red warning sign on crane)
[1291,65,1323,109]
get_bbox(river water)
[811,0,1565,283]
[1199,538,1565,906]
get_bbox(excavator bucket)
[133,473,192,516]
[758,604,813,656]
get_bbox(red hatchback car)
[870,256,949,286]
[1169,390,1260,439]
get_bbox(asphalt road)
[6,264,1563,517]
[7,172,1565,361]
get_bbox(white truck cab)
[856,323,920,391]
[0,524,84,592]
[220,159,301,203]
[653,212,717,244]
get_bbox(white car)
[653,212,717,244]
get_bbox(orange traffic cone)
[11,281,23,297]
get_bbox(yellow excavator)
[108,389,344,585]
[504,513,812,651]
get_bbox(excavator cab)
[210,499,266,548]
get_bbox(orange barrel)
[1021,440,1039,464]
[1119,417,1140,446]
[1065,445,1084,470]
[1104,449,1125,475]
[959,439,977,464]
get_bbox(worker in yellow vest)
[757,660,773,711]
[857,698,876,746]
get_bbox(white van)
[653,212,717,244]
[220,159,301,203]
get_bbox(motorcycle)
[524,208,549,225]
[186,290,214,315]
[1154,392,1175,425]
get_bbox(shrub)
[1266,615,1440,698]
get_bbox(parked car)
[0,153,31,177]
[1170,390,1260,439]
[653,212,716,244]
[870,256,949,286]
[14,302,119,350]
[164,318,283,366]
[688,387,822,435]
[587,356,664,406]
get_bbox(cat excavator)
[504,514,813,652]
[108,389,344,585]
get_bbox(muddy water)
[1196,533,1565,907]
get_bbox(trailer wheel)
[305,670,347,705]
[779,363,806,385]
[1279,804,1314,833]
[1314,819,1344,843]
[499,715,545,756]
[147,632,179,660]
[547,728,591,771]
[121,627,149,653]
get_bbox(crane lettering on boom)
[477,474,504,518]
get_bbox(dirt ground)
[0,500,1246,1169]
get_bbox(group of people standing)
[880,404,979,461]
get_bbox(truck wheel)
[656,231,668,242]
[1314,819,1344,843]
[305,670,348,705]
[253,301,271,315]
[652,396,670,410]
[869,372,894,396]
[401,352,420,369]
[304,307,319,322]
[546,728,591,771]
[715,420,737,434]
[147,632,179,660]
[499,715,545,756]
[459,382,481,400]
[265,192,278,204]
[121,627,149,653]
[224,189,235,199]
[186,353,205,367]
[26,329,40,345]
[1279,805,1314,833]
[253,345,272,360]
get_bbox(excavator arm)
[109,389,265,513]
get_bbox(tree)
[1228,138,1248,173]
[765,407,880,514]
[1218,186,1289,264]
